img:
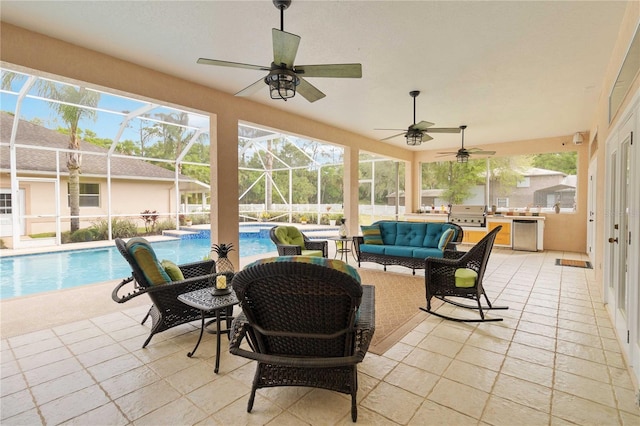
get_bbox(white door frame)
[587,159,597,266]
[0,188,25,237]
[604,95,639,386]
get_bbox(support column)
[406,158,417,216]
[344,146,360,235]
[210,112,240,268]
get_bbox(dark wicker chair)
[269,226,328,257]
[229,260,375,422]
[112,237,232,348]
[420,225,508,322]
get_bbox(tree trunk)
[67,131,82,233]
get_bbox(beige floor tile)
[416,334,463,357]
[0,388,36,421]
[492,373,551,412]
[482,395,550,425]
[88,353,146,382]
[135,396,208,425]
[556,339,606,364]
[359,353,398,379]
[383,341,414,361]
[442,359,497,392]
[115,380,182,421]
[0,371,27,397]
[59,401,129,425]
[17,345,74,371]
[40,384,110,425]
[100,365,161,400]
[465,331,510,355]
[255,385,312,410]
[408,400,477,425]
[266,410,312,426]
[186,375,250,415]
[551,390,620,425]
[24,357,84,387]
[614,386,640,416]
[427,377,489,419]
[507,341,554,366]
[512,329,556,352]
[403,347,453,376]
[500,356,553,387]
[31,369,95,405]
[554,370,616,408]
[384,363,440,397]
[455,344,505,372]
[555,352,610,383]
[361,381,424,424]
[2,408,43,425]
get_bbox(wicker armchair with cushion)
[420,225,508,322]
[269,225,328,257]
[229,256,375,422]
[112,237,233,348]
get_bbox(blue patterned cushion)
[125,238,171,286]
[245,256,361,283]
[360,225,383,245]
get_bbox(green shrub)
[155,219,176,233]
[91,218,138,239]
[71,228,95,242]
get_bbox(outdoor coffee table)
[178,287,238,374]
[327,236,356,264]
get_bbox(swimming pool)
[0,236,277,300]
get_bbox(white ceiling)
[0,1,630,152]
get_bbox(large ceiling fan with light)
[196,0,362,103]
[376,91,460,146]
[437,125,496,163]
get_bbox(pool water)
[0,237,276,300]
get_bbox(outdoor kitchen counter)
[460,215,545,250]
[405,213,545,250]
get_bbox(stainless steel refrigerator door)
[513,220,537,251]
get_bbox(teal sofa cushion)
[377,221,398,245]
[412,247,446,259]
[395,222,427,247]
[383,245,415,258]
[360,244,386,255]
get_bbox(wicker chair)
[269,225,328,257]
[112,237,232,348]
[420,225,508,322]
[229,259,375,422]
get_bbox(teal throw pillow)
[361,225,383,245]
[438,228,455,251]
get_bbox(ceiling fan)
[196,0,362,103]
[376,90,460,146]
[437,125,496,163]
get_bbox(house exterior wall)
[0,175,177,235]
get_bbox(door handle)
[608,237,618,244]
[589,219,594,222]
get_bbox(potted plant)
[554,203,561,214]
[300,215,308,224]
[258,211,270,222]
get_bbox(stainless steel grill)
[448,205,486,227]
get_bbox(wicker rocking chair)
[269,226,328,257]
[112,237,232,348]
[420,226,508,322]
[229,258,375,422]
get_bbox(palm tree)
[2,73,100,232]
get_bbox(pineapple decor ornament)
[211,243,235,273]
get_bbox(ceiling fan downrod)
[459,125,467,149]
[410,90,420,126]
[273,0,291,32]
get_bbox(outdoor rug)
[555,258,593,269]
[358,268,441,355]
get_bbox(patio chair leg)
[141,306,152,325]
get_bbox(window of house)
[516,177,530,188]
[496,198,509,208]
[68,183,100,207]
[0,193,12,214]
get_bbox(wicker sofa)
[353,220,463,274]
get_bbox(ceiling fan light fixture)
[406,129,422,146]
[265,69,300,101]
[456,152,469,163]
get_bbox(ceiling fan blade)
[296,78,326,103]
[467,148,497,155]
[411,120,435,131]
[424,127,461,133]
[375,128,406,131]
[273,29,301,68]
[420,133,434,143]
[197,58,270,71]
[294,64,362,78]
[235,77,267,97]
[380,132,405,141]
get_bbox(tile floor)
[2,248,640,425]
